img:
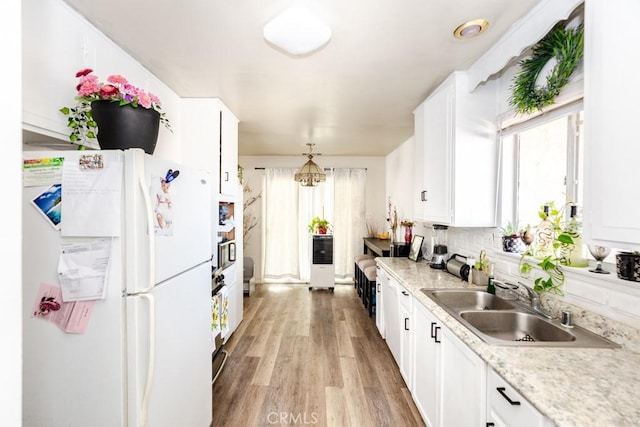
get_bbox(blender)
[429,224,448,269]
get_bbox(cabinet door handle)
[401,291,409,296]
[404,318,409,331]
[430,322,437,338]
[377,283,381,293]
[434,326,441,343]
[496,387,521,406]
[421,190,427,201]
[486,423,495,427]
[224,171,229,182]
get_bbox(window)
[499,103,584,229]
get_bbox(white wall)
[385,136,414,228]
[3,0,22,422]
[239,155,385,281]
[22,0,183,160]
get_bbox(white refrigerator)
[22,149,213,427]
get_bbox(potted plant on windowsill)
[518,202,575,295]
[500,221,524,253]
[308,217,332,235]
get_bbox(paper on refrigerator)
[57,240,111,301]
[61,152,122,237]
[31,282,96,334]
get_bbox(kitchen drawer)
[398,283,413,312]
[487,368,551,427]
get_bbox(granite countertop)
[377,257,640,427]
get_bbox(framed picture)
[408,235,424,261]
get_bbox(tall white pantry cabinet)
[182,98,243,339]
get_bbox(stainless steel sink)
[421,288,620,348]
[428,289,516,311]
[459,311,575,343]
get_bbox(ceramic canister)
[616,252,640,282]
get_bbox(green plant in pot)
[308,217,332,234]
[518,202,575,295]
[472,250,490,286]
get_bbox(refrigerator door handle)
[136,152,156,293]
[138,292,156,427]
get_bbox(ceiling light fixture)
[453,19,489,39]
[263,6,331,55]
[294,143,326,187]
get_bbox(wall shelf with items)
[218,200,235,243]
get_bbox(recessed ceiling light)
[453,19,489,39]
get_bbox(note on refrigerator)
[57,240,111,301]
[61,152,122,237]
[31,282,96,334]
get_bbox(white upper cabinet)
[182,98,239,197]
[181,98,222,177]
[413,71,498,226]
[219,104,239,196]
[583,0,640,248]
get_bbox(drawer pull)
[486,423,495,427]
[402,291,409,296]
[497,387,521,406]
[404,317,409,331]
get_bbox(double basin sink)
[421,288,619,348]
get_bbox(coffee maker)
[429,224,448,269]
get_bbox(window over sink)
[498,101,584,230]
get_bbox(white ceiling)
[62,0,539,157]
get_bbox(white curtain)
[262,167,365,282]
[261,168,301,281]
[333,168,366,278]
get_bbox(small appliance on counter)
[446,253,470,281]
[429,224,449,269]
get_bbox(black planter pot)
[91,100,160,154]
[502,235,523,253]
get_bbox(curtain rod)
[254,167,367,170]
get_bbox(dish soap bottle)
[560,204,588,267]
[534,204,554,260]
[486,262,496,295]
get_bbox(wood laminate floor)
[212,283,426,427]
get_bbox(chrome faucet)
[493,280,554,319]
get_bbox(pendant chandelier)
[294,143,326,187]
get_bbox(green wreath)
[510,24,584,115]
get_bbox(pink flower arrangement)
[60,69,171,145]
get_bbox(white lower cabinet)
[399,284,414,388]
[375,264,387,338]
[412,302,440,427]
[412,300,486,426]
[223,264,243,340]
[486,368,552,427]
[383,275,401,365]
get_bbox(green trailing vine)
[510,24,584,115]
[519,202,575,295]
